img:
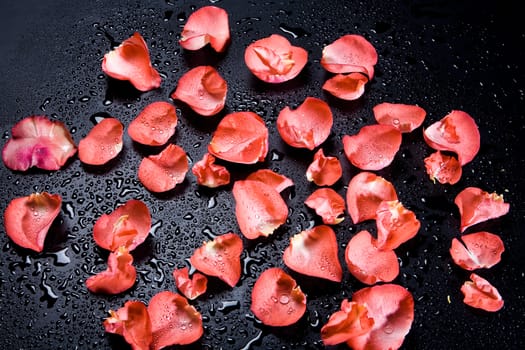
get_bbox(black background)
[1,0,524,349]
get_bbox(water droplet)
[279,294,290,304]
[384,324,394,334]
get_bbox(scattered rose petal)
[283,225,343,282]
[128,101,178,146]
[461,273,504,312]
[375,200,420,251]
[343,124,402,171]
[346,172,398,224]
[232,180,288,239]
[138,144,188,193]
[322,72,369,100]
[321,34,378,78]
[450,231,505,270]
[179,6,230,53]
[191,153,230,188]
[304,188,345,225]
[4,192,62,252]
[454,187,510,232]
[208,111,268,164]
[373,102,426,133]
[103,300,152,350]
[250,267,307,326]
[86,247,136,294]
[424,151,462,185]
[348,284,414,350]
[423,110,480,166]
[246,169,294,193]
[321,300,374,346]
[189,232,243,287]
[78,117,123,165]
[93,199,151,252]
[277,97,333,150]
[170,66,227,116]
[173,267,208,300]
[306,149,342,186]
[244,34,308,83]
[345,230,399,285]
[2,115,77,171]
[101,32,161,92]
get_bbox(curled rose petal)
[233,180,288,239]
[170,66,227,116]
[423,110,480,166]
[375,200,420,251]
[148,291,203,348]
[2,115,76,171]
[461,273,504,312]
[189,232,243,287]
[283,225,343,282]
[306,149,342,186]
[103,300,152,350]
[173,267,208,300]
[321,34,378,78]
[348,284,414,350]
[179,6,230,53]
[246,169,294,193]
[244,34,308,83]
[4,192,62,252]
[424,151,462,185]
[450,231,505,270]
[93,199,151,252]
[138,144,188,193]
[208,111,268,164]
[373,102,426,133]
[127,101,178,146]
[343,124,402,171]
[345,230,399,285]
[250,267,307,326]
[321,300,374,346]
[454,187,510,232]
[86,247,136,294]
[191,153,230,188]
[322,72,369,101]
[78,117,123,165]
[346,172,398,224]
[101,32,161,92]
[304,188,345,225]
[277,97,333,150]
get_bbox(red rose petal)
[86,247,136,294]
[103,300,152,350]
[375,200,420,251]
[78,117,123,165]
[189,232,243,287]
[93,199,151,252]
[250,267,307,327]
[373,102,426,133]
[208,111,268,164]
[277,97,333,150]
[345,230,399,285]
[322,73,369,101]
[423,110,480,166]
[343,124,402,171]
[2,115,77,171]
[232,180,288,239]
[321,300,374,346]
[246,169,294,193]
[321,34,378,78]
[172,267,208,300]
[148,291,203,348]
[101,32,161,92]
[191,153,230,188]
[450,231,505,270]
[461,273,504,312]
[283,225,343,282]
[244,34,308,83]
[304,188,345,225]
[454,187,510,232]
[346,172,398,224]
[138,144,188,193]
[127,101,178,146]
[4,192,62,252]
[179,6,230,53]
[306,149,343,186]
[348,284,414,350]
[424,151,462,185]
[170,66,227,116]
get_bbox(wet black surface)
[1,0,524,349]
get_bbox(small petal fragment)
[343,124,402,171]
[454,187,510,232]
[283,225,343,282]
[138,144,188,193]
[375,200,420,251]
[250,267,307,326]
[171,66,227,116]
[4,192,62,252]
[191,153,230,188]
[322,73,369,101]
[78,118,123,165]
[304,188,345,225]
[128,102,178,146]
[244,34,308,83]
[103,300,152,350]
[321,34,378,78]
[173,267,208,300]
[2,116,76,171]
[424,151,462,185]
[277,97,333,150]
[101,32,161,92]
[179,6,230,53]
[246,169,294,193]
[86,247,136,294]
[306,149,343,186]
[321,300,374,346]
[450,231,505,270]
[461,273,504,312]
[373,102,426,133]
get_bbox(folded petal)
[461,273,504,312]
[128,101,178,146]
[86,247,136,294]
[322,73,368,100]
[246,169,294,193]
[373,102,426,133]
[103,300,152,350]
[78,117,123,165]
[375,200,420,250]
[306,149,342,186]
[138,144,188,192]
[173,267,208,300]
[454,187,510,232]
[450,231,505,270]
[191,153,230,188]
[321,34,378,78]
[424,151,462,185]
[321,300,374,346]
[180,6,230,53]
[304,188,345,225]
